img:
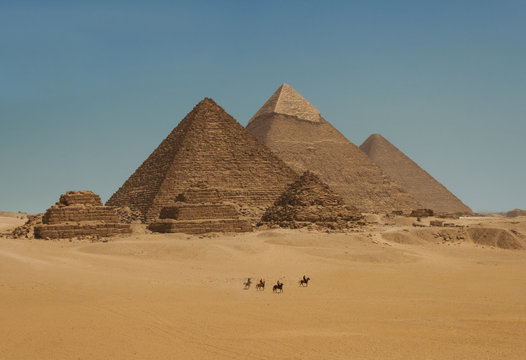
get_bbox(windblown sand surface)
[1,216,526,359]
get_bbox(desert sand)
[1,215,526,359]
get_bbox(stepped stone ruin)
[107,98,297,222]
[148,187,252,234]
[360,134,472,214]
[246,84,421,213]
[505,209,526,218]
[410,209,434,218]
[261,171,363,230]
[34,191,131,239]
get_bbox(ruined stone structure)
[505,209,526,218]
[34,191,131,239]
[148,187,252,234]
[262,171,362,230]
[246,84,421,213]
[360,134,472,214]
[410,209,434,218]
[107,98,297,222]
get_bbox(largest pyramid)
[360,134,472,214]
[107,98,297,222]
[246,84,421,213]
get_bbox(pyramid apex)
[190,97,227,116]
[249,84,321,124]
[367,133,387,142]
[196,97,218,106]
[360,133,391,155]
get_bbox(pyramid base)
[34,223,131,239]
[148,219,252,234]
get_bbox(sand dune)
[1,216,526,359]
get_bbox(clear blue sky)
[1,0,525,213]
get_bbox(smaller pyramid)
[505,209,526,218]
[34,191,131,239]
[248,83,322,124]
[360,134,472,214]
[261,172,362,230]
[148,186,252,234]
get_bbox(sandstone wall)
[148,219,251,234]
[42,206,119,224]
[34,223,131,239]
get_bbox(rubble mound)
[148,187,252,234]
[467,228,523,250]
[261,171,363,230]
[34,191,131,239]
[115,207,143,224]
[9,214,43,239]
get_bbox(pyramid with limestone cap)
[107,98,298,222]
[360,134,471,214]
[246,84,421,213]
[249,83,322,124]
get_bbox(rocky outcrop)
[148,187,252,234]
[34,191,131,239]
[261,171,363,230]
[9,214,43,239]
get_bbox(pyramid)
[106,98,297,222]
[246,84,421,213]
[360,134,472,214]
[261,171,362,230]
[34,191,131,239]
[148,186,252,234]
